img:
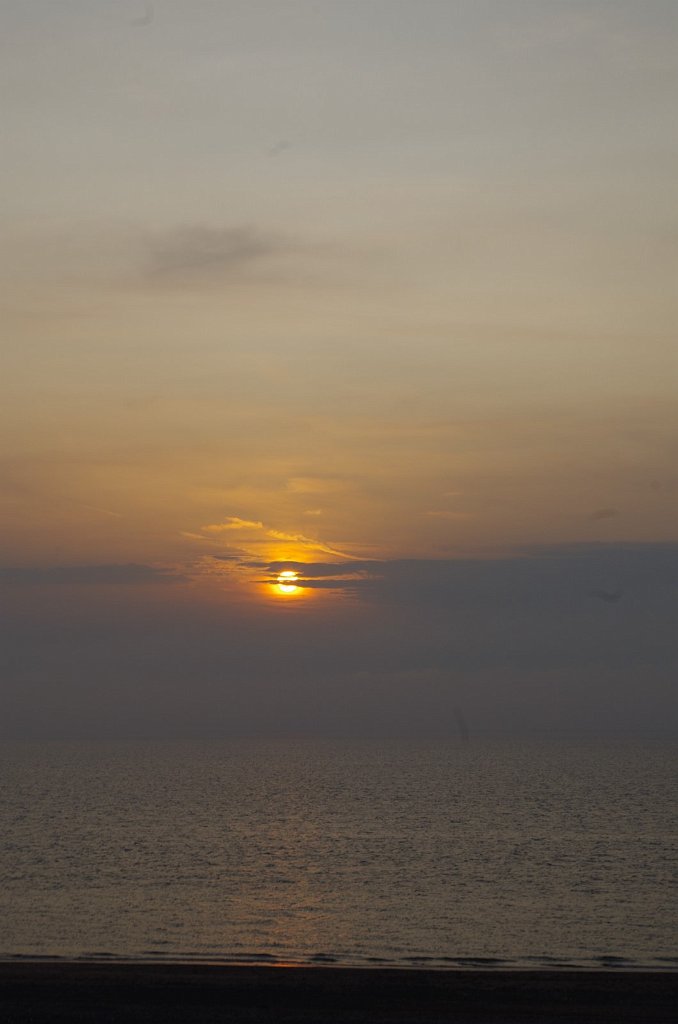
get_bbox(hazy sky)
[1,1,676,738]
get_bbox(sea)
[1,738,676,970]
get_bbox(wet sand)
[0,962,676,1023]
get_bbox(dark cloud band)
[0,564,185,585]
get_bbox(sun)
[276,570,299,595]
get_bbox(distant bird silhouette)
[267,140,292,157]
[132,2,154,26]
[453,706,470,742]
[589,589,623,603]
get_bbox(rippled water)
[0,739,676,969]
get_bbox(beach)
[1,963,676,1023]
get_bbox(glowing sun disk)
[276,570,299,595]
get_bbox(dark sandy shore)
[0,962,676,1023]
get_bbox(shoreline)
[2,955,678,972]
[1,962,677,1022]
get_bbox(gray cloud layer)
[261,542,678,604]
[1,544,675,739]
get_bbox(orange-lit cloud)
[198,515,352,561]
[203,517,264,532]
[265,528,350,558]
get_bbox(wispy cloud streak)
[145,225,287,282]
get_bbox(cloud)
[286,476,349,495]
[267,560,378,582]
[263,543,678,606]
[203,517,264,533]
[4,542,675,740]
[200,516,352,558]
[589,588,623,604]
[0,543,674,740]
[80,504,124,519]
[265,528,350,558]
[424,510,471,520]
[0,564,186,585]
[145,225,284,281]
[589,507,618,521]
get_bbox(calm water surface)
[0,739,676,969]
